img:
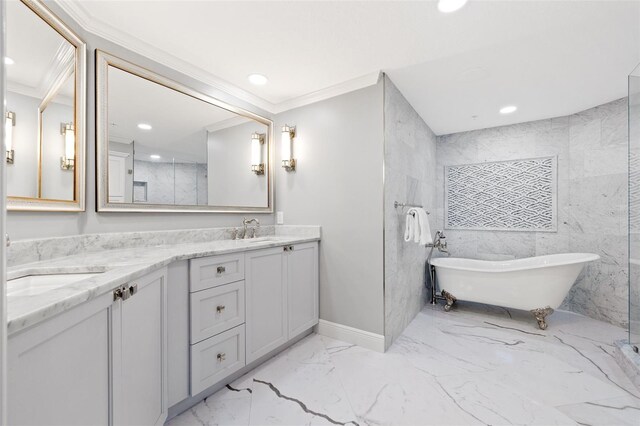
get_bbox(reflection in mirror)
[5,0,86,211]
[98,51,273,212]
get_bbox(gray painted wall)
[383,76,437,348]
[436,98,628,327]
[6,2,275,240]
[274,83,385,335]
[207,120,269,207]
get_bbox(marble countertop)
[7,235,320,336]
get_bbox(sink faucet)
[242,218,260,239]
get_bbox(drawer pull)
[217,266,226,274]
[217,353,226,362]
[216,305,226,314]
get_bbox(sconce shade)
[64,123,75,159]
[250,132,265,175]
[5,111,15,164]
[281,124,296,171]
[251,133,262,165]
[281,126,291,160]
[60,122,75,170]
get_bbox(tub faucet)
[429,231,449,255]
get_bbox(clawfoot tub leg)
[441,290,456,312]
[530,307,554,330]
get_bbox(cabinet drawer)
[190,325,245,396]
[190,253,245,292]
[190,281,245,344]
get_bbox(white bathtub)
[430,253,600,329]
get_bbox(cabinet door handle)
[129,283,138,296]
[113,287,123,301]
[217,353,226,362]
[217,266,226,274]
[113,285,131,301]
[216,305,225,314]
[283,246,289,252]
[289,245,294,251]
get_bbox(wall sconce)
[281,124,296,172]
[5,111,15,164]
[251,132,265,175]
[60,122,75,170]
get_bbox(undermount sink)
[7,273,103,297]
[244,237,280,243]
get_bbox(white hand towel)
[414,208,433,245]
[404,209,415,242]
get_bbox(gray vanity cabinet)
[246,242,319,364]
[245,247,289,363]
[287,242,319,337]
[7,293,112,425]
[112,267,168,426]
[7,268,168,426]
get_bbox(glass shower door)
[629,63,640,351]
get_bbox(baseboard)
[314,319,385,353]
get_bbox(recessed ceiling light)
[150,154,161,160]
[438,0,468,13]
[248,74,268,86]
[137,123,152,130]
[499,105,518,114]
[4,57,14,65]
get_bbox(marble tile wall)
[383,76,438,349]
[134,160,208,205]
[629,75,640,347]
[7,226,276,267]
[435,98,629,327]
[7,225,322,268]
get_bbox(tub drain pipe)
[426,231,448,305]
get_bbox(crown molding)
[272,71,382,114]
[55,0,276,112]
[205,116,252,133]
[54,1,381,115]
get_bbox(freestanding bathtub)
[430,253,600,329]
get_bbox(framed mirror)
[96,51,273,213]
[5,0,86,211]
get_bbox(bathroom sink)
[7,273,102,297]
[243,237,280,244]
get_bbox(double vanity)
[4,1,317,424]
[6,227,320,425]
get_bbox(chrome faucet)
[428,231,449,255]
[242,217,260,239]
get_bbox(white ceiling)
[57,0,640,135]
[108,65,267,160]
[6,0,75,101]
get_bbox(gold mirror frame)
[7,0,86,212]
[95,50,274,213]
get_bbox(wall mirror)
[96,51,273,213]
[5,0,86,211]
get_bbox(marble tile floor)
[167,303,640,426]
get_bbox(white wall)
[5,91,38,199]
[274,83,385,335]
[40,100,74,200]
[6,3,275,240]
[207,121,268,207]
